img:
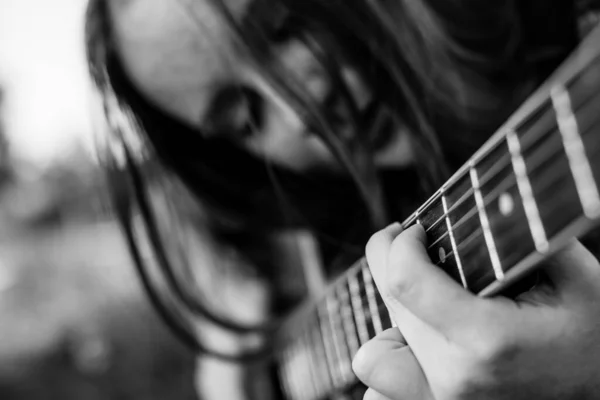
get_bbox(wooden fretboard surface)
[276,24,600,400]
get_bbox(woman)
[85,0,600,399]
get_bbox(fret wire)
[435,155,592,268]
[425,141,556,249]
[348,271,370,345]
[441,194,468,288]
[282,85,600,356]
[326,293,353,383]
[279,350,294,400]
[424,199,448,233]
[418,84,600,249]
[294,346,308,400]
[359,148,591,292]
[318,307,343,389]
[362,266,384,334]
[300,333,318,400]
[320,295,387,331]
[337,283,361,357]
[427,206,478,250]
[288,348,303,400]
[515,65,600,154]
[297,337,314,400]
[293,347,305,400]
[506,129,549,253]
[280,45,600,367]
[279,101,600,393]
[469,164,505,280]
[311,323,333,395]
[295,336,311,400]
[294,344,311,400]
[431,124,589,255]
[307,329,327,399]
[477,152,512,189]
[421,90,600,242]
[551,85,600,219]
[435,226,484,266]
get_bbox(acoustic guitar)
[274,23,600,400]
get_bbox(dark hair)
[85,0,578,360]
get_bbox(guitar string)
[426,116,600,261]
[432,114,600,267]
[291,136,600,364]
[284,298,398,384]
[427,132,572,252]
[394,44,600,239]
[282,67,600,337]
[334,102,600,311]
[422,53,600,236]
[424,88,600,249]
[425,90,600,252]
[278,102,600,344]
[284,109,600,396]
[281,63,600,366]
[301,136,600,363]
[295,91,600,350]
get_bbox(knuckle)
[385,271,416,305]
[384,240,415,303]
[387,232,411,271]
[471,328,519,365]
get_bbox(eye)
[202,86,264,140]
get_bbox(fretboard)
[276,24,600,400]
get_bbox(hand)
[352,223,600,400]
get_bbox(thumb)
[353,328,432,400]
[542,240,600,298]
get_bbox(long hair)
[85,0,578,360]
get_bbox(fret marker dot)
[499,192,514,216]
[438,247,447,263]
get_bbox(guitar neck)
[276,24,600,400]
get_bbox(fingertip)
[366,222,403,265]
[352,344,371,381]
[404,224,427,245]
[352,329,407,382]
[363,388,391,400]
[388,224,430,267]
[386,221,403,235]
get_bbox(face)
[108,0,414,173]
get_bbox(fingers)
[364,388,432,400]
[363,388,393,400]
[366,224,483,340]
[543,240,600,298]
[353,328,432,400]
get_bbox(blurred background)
[0,1,197,398]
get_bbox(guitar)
[274,23,600,400]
